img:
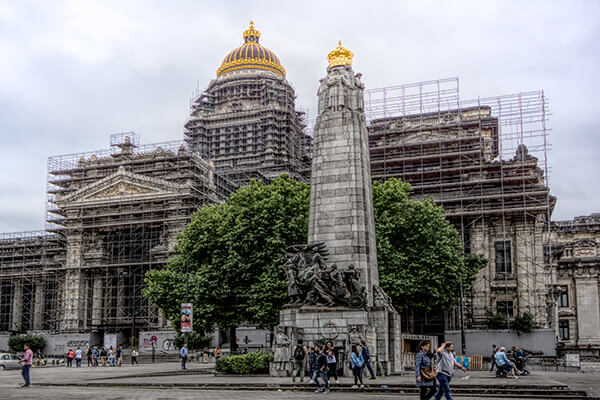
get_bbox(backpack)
[293,345,305,361]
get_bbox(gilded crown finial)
[243,20,261,43]
[328,40,353,68]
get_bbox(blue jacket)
[494,351,510,366]
[350,352,365,368]
[180,347,188,358]
[361,345,370,361]
[415,351,435,387]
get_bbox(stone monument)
[271,42,402,377]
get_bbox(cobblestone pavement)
[0,361,598,399]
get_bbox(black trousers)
[420,385,436,400]
[352,365,363,385]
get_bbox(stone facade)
[550,214,600,359]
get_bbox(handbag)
[420,355,437,381]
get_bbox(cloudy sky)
[0,0,598,232]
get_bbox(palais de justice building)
[0,22,597,358]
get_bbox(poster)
[181,303,193,333]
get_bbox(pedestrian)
[489,344,498,372]
[494,346,518,379]
[66,349,74,368]
[313,346,330,394]
[180,344,188,369]
[75,347,82,367]
[415,340,436,400]
[18,344,33,387]
[324,341,339,384]
[308,346,317,384]
[360,339,376,380]
[100,347,107,367]
[117,345,123,367]
[434,342,467,400]
[291,339,307,383]
[86,347,93,367]
[131,347,139,366]
[92,346,99,367]
[203,347,209,364]
[350,344,365,389]
[513,347,528,375]
[214,347,222,360]
[108,347,116,367]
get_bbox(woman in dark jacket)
[415,340,436,400]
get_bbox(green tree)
[144,175,310,349]
[8,334,46,352]
[373,178,486,312]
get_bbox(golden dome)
[217,21,286,77]
[327,41,353,68]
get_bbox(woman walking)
[324,341,339,384]
[415,340,436,400]
[131,347,139,366]
[350,344,365,389]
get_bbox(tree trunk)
[229,326,237,353]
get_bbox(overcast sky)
[0,0,598,232]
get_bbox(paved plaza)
[0,361,599,399]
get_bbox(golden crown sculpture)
[243,20,261,41]
[327,41,353,68]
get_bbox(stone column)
[11,282,22,331]
[33,283,44,330]
[60,233,83,332]
[308,64,378,306]
[575,275,600,345]
[91,276,104,326]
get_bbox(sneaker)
[351,385,358,389]
[360,384,365,388]
[368,376,376,380]
[308,379,314,384]
[335,380,340,384]
[324,388,331,393]
[314,387,324,393]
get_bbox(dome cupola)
[217,21,286,77]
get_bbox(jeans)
[87,356,92,367]
[22,365,31,385]
[76,358,82,367]
[490,358,497,371]
[66,357,73,367]
[108,356,116,366]
[364,360,376,378]
[181,356,187,369]
[420,385,436,400]
[314,370,330,389]
[352,365,364,385]
[292,359,305,380]
[435,373,453,400]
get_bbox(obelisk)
[308,41,379,307]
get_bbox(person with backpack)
[350,344,365,389]
[292,339,307,383]
[415,340,436,400]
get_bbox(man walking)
[180,344,188,370]
[292,339,307,383]
[18,344,33,387]
[434,342,467,400]
[313,346,330,394]
[75,347,82,367]
[360,339,376,380]
[489,344,498,372]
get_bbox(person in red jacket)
[66,349,74,368]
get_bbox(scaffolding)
[365,77,554,333]
[0,133,237,341]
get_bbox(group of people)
[76,345,138,367]
[490,344,529,377]
[289,339,376,394]
[415,341,468,400]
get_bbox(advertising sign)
[181,303,193,333]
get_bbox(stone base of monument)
[270,305,402,377]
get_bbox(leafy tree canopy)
[373,178,486,312]
[8,334,46,352]
[144,176,485,333]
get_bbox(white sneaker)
[335,380,340,384]
[360,384,364,388]
[308,379,314,384]
[324,388,331,393]
[351,385,358,389]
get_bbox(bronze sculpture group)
[283,242,366,308]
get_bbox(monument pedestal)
[271,305,402,376]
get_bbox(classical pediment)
[57,166,185,205]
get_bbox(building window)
[558,288,569,308]
[564,248,573,257]
[495,241,512,276]
[496,300,514,316]
[559,320,570,340]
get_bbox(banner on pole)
[181,303,193,333]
